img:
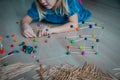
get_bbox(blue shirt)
[27,0,91,23]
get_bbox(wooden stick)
[0,54,14,61]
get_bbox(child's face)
[39,0,57,9]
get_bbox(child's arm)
[38,14,78,37]
[20,15,36,38]
[51,14,78,33]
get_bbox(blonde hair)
[36,0,70,21]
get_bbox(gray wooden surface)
[0,0,120,79]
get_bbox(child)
[21,0,91,38]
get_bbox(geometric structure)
[66,21,104,55]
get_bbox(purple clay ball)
[81,51,86,55]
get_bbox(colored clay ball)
[10,44,14,47]
[46,28,49,31]
[82,21,85,24]
[13,39,18,42]
[48,34,51,38]
[33,38,37,42]
[70,39,75,44]
[19,42,24,46]
[30,52,34,55]
[3,62,8,66]
[24,42,27,46]
[96,39,100,42]
[33,27,38,31]
[66,51,71,55]
[89,24,93,29]
[16,21,19,24]
[102,26,104,29]
[70,25,74,28]
[0,36,3,41]
[6,35,10,38]
[37,23,40,27]
[76,27,80,31]
[81,51,86,55]
[11,34,15,38]
[14,50,20,53]
[79,45,83,50]
[0,47,5,54]
[33,50,37,53]
[24,46,33,54]
[91,45,94,49]
[95,52,99,55]
[45,39,48,43]
[36,59,40,63]
[23,45,26,49]
[34,46,38,48]
[92,34,96,38]
[67,45,70,49]
[95,23,97,26]
[84,37,87,40]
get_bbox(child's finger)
[41,30,44,36]
[41,29,46,36]
[24,31,33,38]
[31,30,37,37]
[33,33,37,37]
[23,32,29,38]
[43,31,47,36]
[24,33,29,38]
[38,30,42,37]
[23,30,32,38]
[28,31,36,38]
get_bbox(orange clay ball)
[13,39,18,42]
[76,27,80,31]
[0,36,2,41]
[24,42,27,46]
[33,27,38,31]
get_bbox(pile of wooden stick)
[37,62,117,80]
[0,63,37,80]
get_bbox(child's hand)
[38,26,52,37]
[22,23,36,38]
